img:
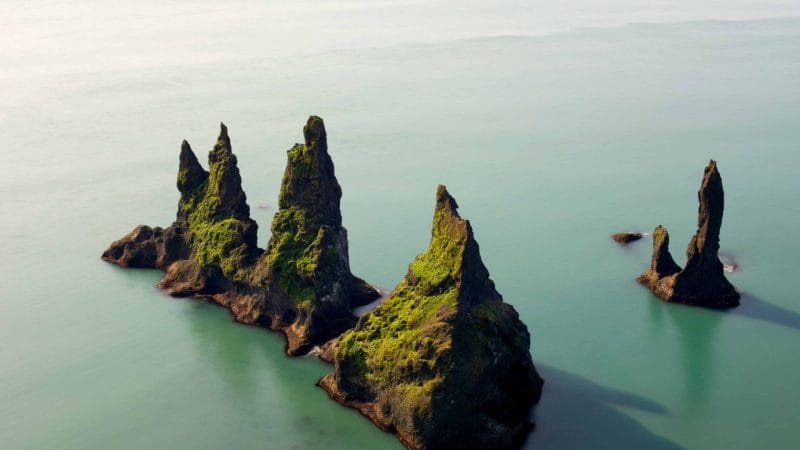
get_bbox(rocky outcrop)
[320,185,543,450]
[638,160,740,308]
[249,116,380,354]
[611,232,643,245]
[102,117,378,354]
[102,123,260,294]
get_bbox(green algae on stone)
[321,185,543,450]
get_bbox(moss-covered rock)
[638,160,740,308]
[251,116,379,355]
[103,123,260,292]
[320,185,543,450]
[102,118,378,355]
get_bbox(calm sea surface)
[1,2,799,449]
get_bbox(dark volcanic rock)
[611,232,643,245]
[101,224,188,269]
[320,185,543,450]
[250,116,380,355]
[102,118,379,355]
[638,160,740,308]
[177,140,208,195]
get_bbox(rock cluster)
[103,117,379,354]
[638,160,740,308]
[320,185,544,450]
[103,120,543,449]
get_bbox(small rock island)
[103,117,379,354]
[638,160,740,308]
[611,232,643,245]
[320,185,544,450]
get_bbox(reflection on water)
[645,293,722,407]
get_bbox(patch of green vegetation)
[190,218,245,276]
[336,203,469,394]
[391,377,440,413]
[335,193,510,415]
[281,144,317,194]
[177,167,188,189]
[263,206,338,306]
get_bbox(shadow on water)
[731,293,800,332]
[524,365,685,450]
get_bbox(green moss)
[334,191,510,413]
[339,278,456,384]
[263,206,336,306]
[177,168,188,188]
[280,144,317,198]
[336,204,467,390]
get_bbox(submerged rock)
[638,160,740,308]
[102,117,378,354]
[320,185,543,450]
[611,232,643,245]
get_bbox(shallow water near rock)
[2,4,800,450]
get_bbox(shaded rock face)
[320,185,543,450]
[251,116,379,354]
[102,117,377,354]
[611,232,643,245]
[638,160,740,308]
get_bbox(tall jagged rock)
[320,185,543,450]
[177,140,208,196]
[250,116,380,355]
[103,124,261,296]
[102,117,379,356]
[638,160,740,308]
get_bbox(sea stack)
[102,123,261,295]
[102,117,379,354]
[638,160,740,308]
[320,185,543,450]
[250,116,380,354]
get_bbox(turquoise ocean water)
[1,3,799,449]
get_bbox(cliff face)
[251,116,379,354]
[638,160,740,308]
[320,185,543,450]
[102,118,378,354]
